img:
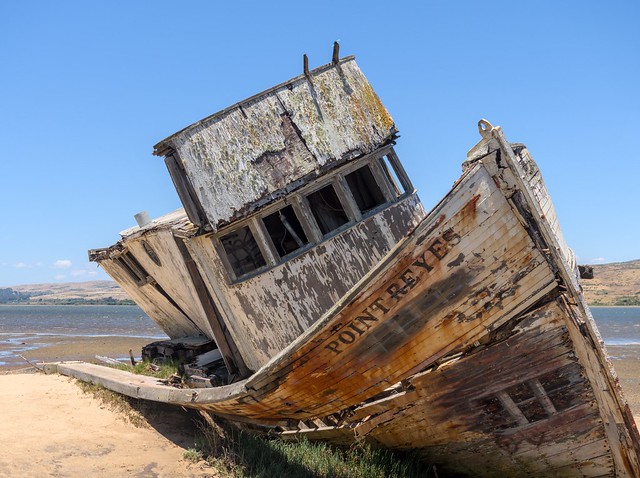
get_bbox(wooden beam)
[164,154,205,227]
[173,236,250,378]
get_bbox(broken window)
[262,205,309,258]
[380,155,407,196]
[306,184,349,236]
[220,226,267,277]
[345,165,386,214]
[117,251,150,286]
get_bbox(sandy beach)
[0,371,217,477]
[607,345,640,422]
[0,336,219,477]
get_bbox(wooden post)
[332,41,340,64]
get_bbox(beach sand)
[1,337,219,477]
[607,345,640,422]
[0,372,217,477]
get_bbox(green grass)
[183,447,204,463]
[195,416,435,478]
[76,382,435,477]
[614,295,640,306]
[111,359,181,380]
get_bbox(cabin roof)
[151,56,397,231]
[153,56,379,156]
[119,208,194,239]
[88,209,194,263]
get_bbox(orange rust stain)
[463,194,481,220]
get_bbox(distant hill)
[2,281,133,305]
[582,260,640,306]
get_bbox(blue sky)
[1,1,638,286]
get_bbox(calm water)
[591,307,640,345]
[0,305,166,366]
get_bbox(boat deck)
[56,362,244,404]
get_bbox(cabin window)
[142,241,162,267]
[306,184,349,236]
[117,251,150,286]
[218,148,412,282]
[345,165,386,214]
[220,226,267,277]
[262,205,309,258]
[380,155,407,196]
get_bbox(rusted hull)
[279,296,639,476]
[348,297,628,476]
[226,165,555,420]
[71,123,640,476]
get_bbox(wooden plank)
[173,236,249,377]
[497,390,531,426]
[164,154,204,227]
[99,257,202,339]
[260,209,552,396]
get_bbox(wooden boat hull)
[290,297,632,476]
[63,123,640,476]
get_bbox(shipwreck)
[65,45,640,476]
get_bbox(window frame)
[303,178,357,236]
[214,220,275,282]
[378,149,413,197]
[215,146,412,283]
[261,203,312,260]
[342,161,394,215]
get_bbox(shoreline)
[1,306,639,423]
[0,335,157,370]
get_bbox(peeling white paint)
[164,59,395,230]
[189,195,425,370]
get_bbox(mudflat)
[3,335,152,370]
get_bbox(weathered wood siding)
[155,58,396,230]
[503,137,640,476]
[92,212,247,374]
[97,256,203,339]
[124,229,216,339]
[187,194,426,371]
[217,163,556,419]
[349,298,615,476]
[114,159,556,419]
[468,124,640,474]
